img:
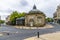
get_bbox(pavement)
[14,24,53,29]
[0,23,60,40]
[24,31,60,40]
[24,23,60,40]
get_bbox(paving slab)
[24,31,60,40]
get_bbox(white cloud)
[0,0,60,20]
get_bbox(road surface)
[0,23,60,40]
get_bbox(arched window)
[37,17,42,23]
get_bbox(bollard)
[7,33,9,35]
[37,32,39,38]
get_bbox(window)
[37,17,42,23]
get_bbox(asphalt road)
[0,23,60,40]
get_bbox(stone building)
[6,15,11,25]
[25,5,46,27]
[53,5,60,24]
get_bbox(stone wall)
[25,14,45,27]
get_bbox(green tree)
[18,12,26,17]
[46,17,53,22]
[10,11,19,25]
[9,11,26,25]
[10,11,19,21]
[0,20,5,24]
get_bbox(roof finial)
[33,4,37,9]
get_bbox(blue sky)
[0,0,60,20]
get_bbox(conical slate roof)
[29,5,43,14]
[33,5,37,9]
[26,5,45,16]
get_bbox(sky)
[0,0,60,20]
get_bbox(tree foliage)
[18,12,25,17]
[46,17,53,22]
[10,11,19,21]
[9,11,26,25]
[0,20,5,24]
